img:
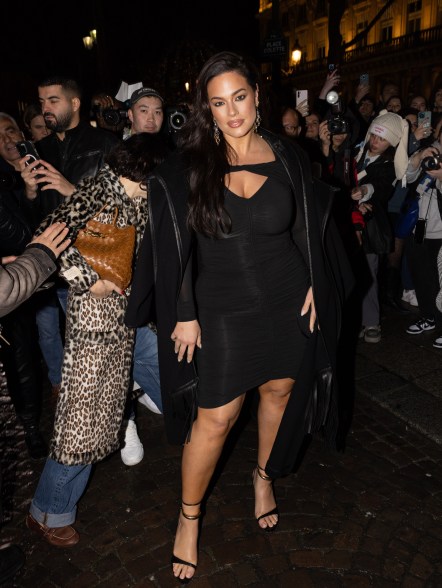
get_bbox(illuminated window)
[408,18,421,33]
[297,4,307,25]
[316,0,327,17]
[408,0,422,13]
[317,46,326,59]
[381,24,393,41]
[356,20,368,48]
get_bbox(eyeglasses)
[283,125,299,133]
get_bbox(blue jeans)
[57,287,68,314]
[30,458,92,527]
[131,325,162,413]
[35,291,65,386]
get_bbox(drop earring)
[254,107,262,133]
[213,119,220,145]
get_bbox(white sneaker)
[402,289,419,307]
[137,392,161,414]
[364,325,381,343]
[121,420,144,466]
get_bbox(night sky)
[3,1,261,117]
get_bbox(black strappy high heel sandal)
[171,500,201,584]
[253,464,279,532]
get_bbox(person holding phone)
[403,136,442,348]
[19,76,120,410]
[0,112,48,459]
[0,221,70,588]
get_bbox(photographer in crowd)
[403,131,442,349]
[352,111,409,344]
[90,91,127,138]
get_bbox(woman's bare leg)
[255,378,294,529]
[173,395,245,581]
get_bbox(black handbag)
[361,205,393,254]
[395,194,419,239]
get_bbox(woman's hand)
[90,279,123,299]
[319,120,331,153]
[354,82,370,104]
[171,320,202,363]
[295,99,309,118]
[319,68,341,99]
[358,202,372,215]
[351,185,368,201]
[412,124,429,142]
[301,286,317,333]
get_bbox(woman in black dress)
[126,52,352,583]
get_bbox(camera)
[166,105,189,134]
[325,91,350,135]
[327,116,350,135]
[92,104,128,127]
[103,108,128,126]
[421,152,442,171]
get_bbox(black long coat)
[125,130,354,477]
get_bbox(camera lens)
[421,155,441,171]
[170,112,186,130]
[102,109,127,126]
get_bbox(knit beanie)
[356,109,409,183]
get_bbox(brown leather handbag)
[74,204,136,290]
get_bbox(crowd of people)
[0,51,442,584]
[275,69,442,349]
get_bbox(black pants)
[405,236,442,329]
[0,298,42,423]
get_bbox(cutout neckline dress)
[193,158,311,408]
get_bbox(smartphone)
[360,73,369,86]
[418,111,432,128]
[295,89,308,107]
[414,218,427,244]
[16,140,42,165]
[328,64,336,73]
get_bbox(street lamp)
[291,40,302,66]
[83,29,97,50]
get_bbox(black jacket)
[0,159,37,257]
[34,121,119,220]
[356,146,396,254]
[125,130,354,477]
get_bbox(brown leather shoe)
[26,513,79,547]
[51,384,61,406]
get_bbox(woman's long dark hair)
[178,51,263,237]
[106,132,168,182]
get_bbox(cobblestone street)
[1,307,441,587]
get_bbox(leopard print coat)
[38,165,148,465]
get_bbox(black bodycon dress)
[195,159,311,408]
